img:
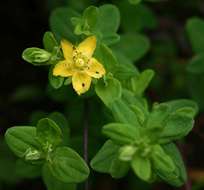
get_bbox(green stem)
[83,99,89,190]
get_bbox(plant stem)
[178,143,191,190]
[185,180,191,190]
[83,99,89,190]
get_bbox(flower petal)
[86,58,106,78]
[77,36,96,58]
[61,39,73,62]
[53,60,74,77]
[72,72,92,95]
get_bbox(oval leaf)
[161,143,187,187]
[151,145,175,173]
[36,118,62,148]
[95,76,122,108]
[112,34,150,62]
[43,164,76,190]
[49,147,89,183]
[5,127,39,158]
[50,7,79,42]
[43,31,58,52]
[159,115,194,144]
[186,17,204,53]
[131,155,152,181]
[102,123,139,145]
[90,140,129,179]
[187,54,204,74]
[111,99,140,126]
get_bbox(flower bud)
[22,48,51,65]
[25,148,41,160]
[119,145,136,161]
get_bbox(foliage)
[2,0,202,190]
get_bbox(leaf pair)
[71,5,120,45]
[5,118,89,184]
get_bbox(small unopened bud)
[119,145,136,161]
[25,148,41,161]
[22,48,51,65]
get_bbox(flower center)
[75,58,85,67]
[72,50,89,70]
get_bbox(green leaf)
[159,114,194,144]
[91,140,119,173]
[0,140,22,183]
[114,62,138,81]
[109,156,129,178]
[15,159,41,179]
[49,147,89,183]
[145,103,170,130]
[188,73,204,110]
[43,31,58,52]
[90,140,129,178]
[43,164,76,190]
[98,4,120,45]
[129,0,142,4]
[160,99,198,118]
[64,77,72,85]
[72,6,99,36]
[95,76,122,108]
[102,123,139,145]
[186,17,204,53]
[48,112,70,145]
[49,66,65,89]
[161,143,187,187]
[50,7,79,42]
[187,54,204,74]
[5,127,39,158]
[36,118,62,148]
[152,144,175,174]
[22,48,51,65]
[98,4,120,36]
[118,2,157,32]
[122,89,149,124]
[111,99,140,126]
[102,34,120,46]
[113,52,139,80]
[95,43,118,73]
[112,34,150,62]
[131,155,152,181]
[130,69,155,96]
[48,112,69,131]
[71,5,120,45]
[83,6,99,29]
[150,100,197,143]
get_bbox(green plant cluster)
[3,1,199,190]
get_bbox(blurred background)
[1,0,204,189]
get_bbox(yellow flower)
[53,36,106,95]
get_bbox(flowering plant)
[2,0,202,190]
